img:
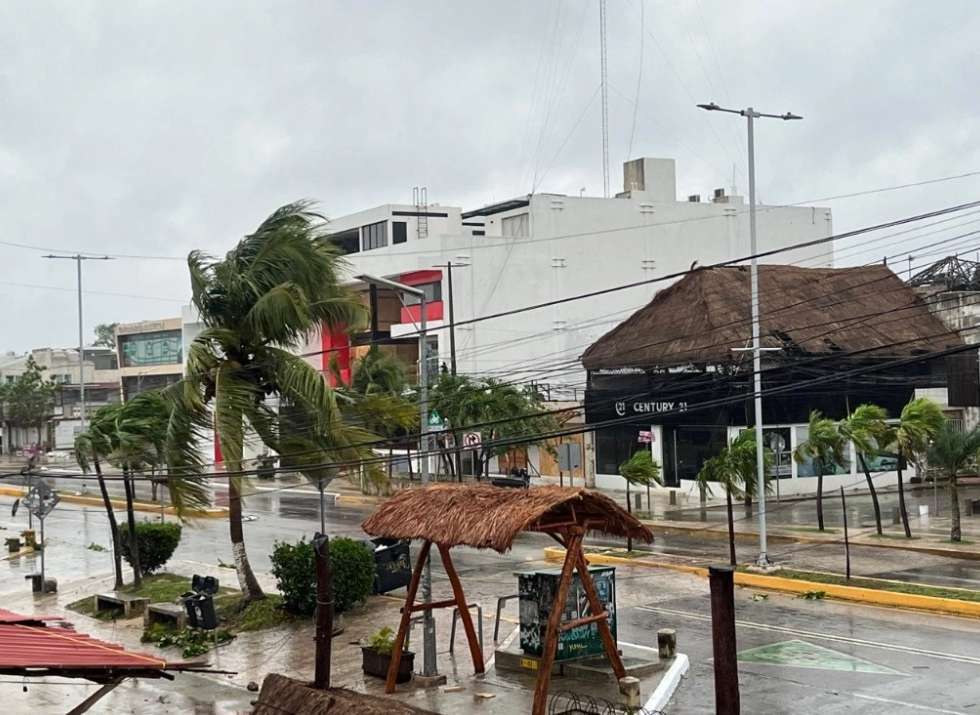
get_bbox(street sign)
[463,432,481,448]
[637,430,653,444]
[24,480,59,519]
[557,443,581,471]
[427,411,442,427]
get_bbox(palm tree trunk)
[699,482,707,522]
[406,447,414,481]
[816,465,825,532]
[228,473,265,601]
[93,456,124,590]
[122,467,142,588]
[950,474,961,542]
[857,454,882,536]
[625,480,633,552]
[726,486,736,566]
[897,461,912,539]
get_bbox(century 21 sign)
[614,400,689,417]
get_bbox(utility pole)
[599,0,610,198]
[43,254,112,492]
[356,274,438,679]
[436,258,470,481]
[697,102,802,566]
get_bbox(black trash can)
[181,592,200,628]
[186,594,219,630]
[369,538,412,594]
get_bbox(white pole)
[746,110,770,566]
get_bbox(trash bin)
[369,538,412,594]
[181,592,200,628]
[184,593,218,630]
[192,574,219,595]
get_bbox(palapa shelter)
[362,483,653,715]
[581,264,967,490]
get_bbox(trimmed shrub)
[270,537,376,616]
[270,539,316,615]
[330,537,375,612]
[120,522,182,576]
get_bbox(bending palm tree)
[838,404,888,536]
[794,411,844,532]
[888,398,944,538]
[696,451,742,565]
[927,420,980,543]
[728,428,773,516]
[166,202,378,602]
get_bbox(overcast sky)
[1,0,978,352]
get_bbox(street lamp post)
[697,102,802,566]
[43,253,112,493]
[355,274,437,678]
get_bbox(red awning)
[0,608,168,675]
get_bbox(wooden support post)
[438,544,485,674]
[313,533,332,690]
[531,531,582,715]
[709,565,740,715]
[574,547,626,680]
[386,540,432,694]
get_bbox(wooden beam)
[438,544,485,675]
[531,532,582,715]
[559,611,609,632]
[574,547,626,680]
[386,540,431,694]
[67,678,124,715]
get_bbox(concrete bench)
[144,602,187,630]
[94,592,150,618]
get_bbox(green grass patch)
[223,594,297,632]
[67,573,240,621]
[602,548,651,560]
[764,568,980,603]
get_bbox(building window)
[392,221,407,244]
[403,281,442,305]
[327,228,360,255]
[118,330,183,367]
[363,221,388,251]
[502,212,529,237]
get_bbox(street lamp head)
[781,112,803,121]
[696,102,720,111]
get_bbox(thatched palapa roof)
[361,484,653,552]
[581,265,962,370]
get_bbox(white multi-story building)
[303,158,833,399]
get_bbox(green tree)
[728,428,773,515]
[429,373,559,481]
[76,393,208,588]
[94,323,119,349]
[348,346,416,483]
[618,450,661,551]
[1,356,57,447]
[696,451,743,565]
[794,411,844,532]
[164,201,382,603]
[886,398,945,538]
[838,404,889,536]
[926,420,980,543]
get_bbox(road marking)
[852,693,971,715]
[639,605,980,665]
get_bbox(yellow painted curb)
[0,485,228,519]
[336,494,381,506]
[1,546,35,561]
[543,547,980,618]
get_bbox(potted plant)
[361,626,414,683]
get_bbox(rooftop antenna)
[599,0,610,198]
